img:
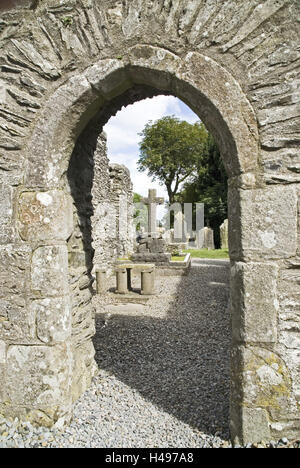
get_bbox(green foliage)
[138,116,208,204]
[178,133,228,248]
[61,16,73,27]
[171,256,186,262]
[137,116,228,246]
[133,192,148,232]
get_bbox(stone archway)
[0,0,299,446]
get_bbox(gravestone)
[220,219,229,250]
[196,227,215,250]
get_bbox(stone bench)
[115,263,156,295]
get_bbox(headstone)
[196,227,215,250]
[220,219,229,249]
[174,209,186,242]
[204,227,215,250]
[196,229,204,249]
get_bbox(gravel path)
[1,259,298,448]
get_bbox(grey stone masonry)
[92,134,134,273]
[0,0,298,446]
[132,234,171,266]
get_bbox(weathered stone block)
[72,302,95,347]
[270,420,300,441]
[297,187,300,257]
[18,190,73,242]
[0,340,6,400]
[6,344,72,409]
[68,251,86,270]
[271,347,300,424]
[231,262,278,343]
[0,226,15,244]
[232,346,292,413]
[229,185,298,261]
[31,296,72,344]
[31,245,69,298]
[0,184,13,224]
[0,244,31,297]
[84,59,128,98]
[71,340,98,402]
[277,267,300,350]
[231,407,271,446]
[0,296,36,344]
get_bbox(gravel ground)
[0,259,299,449]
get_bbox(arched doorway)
[0,5,298,443]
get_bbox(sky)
[103,96,199,219]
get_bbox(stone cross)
[142,189,164,234]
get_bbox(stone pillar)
[228,183,299,446]
[0,189,86,426]
[96,268,107,295]
[141,267,155,295]
[116,268,128,294]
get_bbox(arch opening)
[8,48,266,446]
[67,90,231,441]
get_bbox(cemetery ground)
[182,249,229,260]
[1,258,298,448]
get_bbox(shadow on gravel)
[93,260,231,439]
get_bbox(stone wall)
[67,129,134,403]
[0,0,298,445]
[92,138,134,272]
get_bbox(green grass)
[171,256,186,262]
[183,249,229,259]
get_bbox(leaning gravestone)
[220,219,229,250]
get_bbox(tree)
[177,133,228,248]
[133,192,148,232]
[137,116,208,205]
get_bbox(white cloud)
[103,95,199,219]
